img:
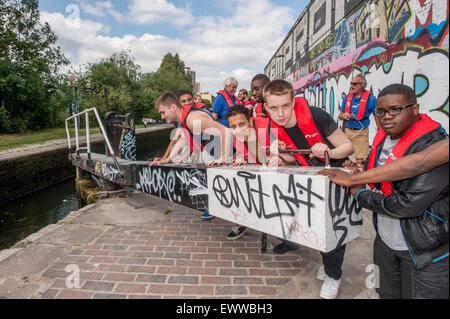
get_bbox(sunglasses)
[350,82,362,86]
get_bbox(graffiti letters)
[136,166,208,211]
[120,130,136,161]
[328,181,362,248]
[137,167,176,201]
[208,167,361,252]
[101,163,120,181]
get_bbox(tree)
[137,53,194,120]
[73,50,142,118]
[71,51,194,122]
[0,0,69,132]
[150,53,193,94]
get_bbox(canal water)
[0,143,168,251]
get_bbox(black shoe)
[273,241,300,254]
[227,226,247,240]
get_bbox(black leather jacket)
[357,128,449,269]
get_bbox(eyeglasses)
[350,82,362,86]
[375,103,416,117]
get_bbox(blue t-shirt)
[212,90,237,127]
[340,93,377,129]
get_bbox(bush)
[0,105,11,132]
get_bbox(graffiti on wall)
[136,165,208,212]
[296,45,448,132]
[120,119,136,161]
[207,166,362,252]
[284,0,449,138]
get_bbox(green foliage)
[150,53,193,94]
[202,99,212,109]
[0,0,69,132]
[0,105,10,131]
[71,50,140,117]
[73,52,193,121]
[0,0,193,133]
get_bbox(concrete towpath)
[0,191,378,299]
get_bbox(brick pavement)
[40,208,320,299]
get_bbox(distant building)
[195,83,201,94]
[264,0,449,136]
[184,67,196,92]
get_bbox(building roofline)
[264,0,315,72]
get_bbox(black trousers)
[280,239,346,280]
[321,244,346,280]
[374,235,449,299]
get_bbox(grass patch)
[0,125,147,151]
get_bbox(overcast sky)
[38,0,308,94]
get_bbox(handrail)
[65,108,121,171]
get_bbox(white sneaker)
[320,276,341,299]
[316,264,326,281]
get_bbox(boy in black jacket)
[348,84,448,299]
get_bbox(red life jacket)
[244,99,255,107]
[217,90,237,108]
[367,114,440,195]
[180,105,207,161]
[345,90,371,120]
[233,136,259,164]
[254,97,326,166]
[254,103,266,118]
[193,102,205,109]
[253,117,270,153]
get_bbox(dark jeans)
[321,243,346,280]
[374,235,449,299]
[280,239,346,280]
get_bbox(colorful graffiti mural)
[282,0,449,140]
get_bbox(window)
[314,2,326,33]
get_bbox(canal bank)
[0,191,378,299]
[0,124,174,205]
[0,124,172,250]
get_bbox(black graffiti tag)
[212,171,270,218]
[328,181,363,248]
[273,176,324,225]
[212,172,324,227]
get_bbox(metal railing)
[65,107,120,171]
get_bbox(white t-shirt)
[376,136,409,251]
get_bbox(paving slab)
[0,243,68,279]
[0,192,379,299]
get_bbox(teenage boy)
[194,94,202,104]
[346,84,448,299]
[238,89,249,104]
[152,92,231,219]
[179,90,206,109]
[262,80,354,299]
[251,74,270,118]
[150,90,206,166]
[224,104,267,240]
